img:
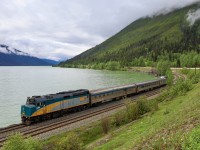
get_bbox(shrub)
[170,79,192,97]
[125,97,152,121]
[155,90,170,102]
[97,63,106,70]
[136,96,151,115]
[182,127,200,150]
[149,100,159,112]
[188,71,200,84]
[2,133,42,150]
[125,102,139,121]
[101,117,110,134]
[166,69,174,85]
[163,108,170,115]
[2,133,26,150]
[55,132,83,150]
[181,67,189,75]
[114,111,127,126]
[25,137,43,150]
[105,61,121,71]
[156,60,170,76]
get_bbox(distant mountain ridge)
[0,44,55,66]
[42,59,61,65]
[59,2,200,67]
[0,44,30,56]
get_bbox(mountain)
[42,59,61,65]
[0,44,52,66]
[59,2,200,67]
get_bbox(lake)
[0,66,156,127]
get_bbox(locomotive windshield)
[26,97,36,105]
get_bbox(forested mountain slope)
[59,3,200,67]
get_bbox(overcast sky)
[0,0,198,60]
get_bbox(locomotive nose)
[21,105,36,117]
[21,105,26,116]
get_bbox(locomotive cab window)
[37,102,44,107]
[27,98,36,105]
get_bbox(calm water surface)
[0,66,156,127]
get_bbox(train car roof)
[136,78,162,85]
[30,89,89,102]
[90,78,164,95]
[90,83,137,95]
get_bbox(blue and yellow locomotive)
[21,89,90,125]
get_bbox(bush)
[2,133,42,150]
[136,96,151,115]
[188,71,200,84]
[25,137,43,150]
[101,117,110,134]
[149,100,159,112]
[182,127,200,150]
[105,61,121,71]
[163,108,170,115]
[155,90,170,102]
[166,69,174,85]
[156,60,170,76]
[114,111,127,126]
[170,79,192,97]
[125,101,139,121]
[55,132,83,150]
[181,67,189,75]
[125,97,152,121]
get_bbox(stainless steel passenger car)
[136,79,161,92]
[90,84,137,104]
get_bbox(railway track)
[0,124,25,135]
[0,104,124,145]
[173,71,187,82]
[0,88,163,147]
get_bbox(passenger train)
[21,77,166,125]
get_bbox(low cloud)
[187,8,200,26]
